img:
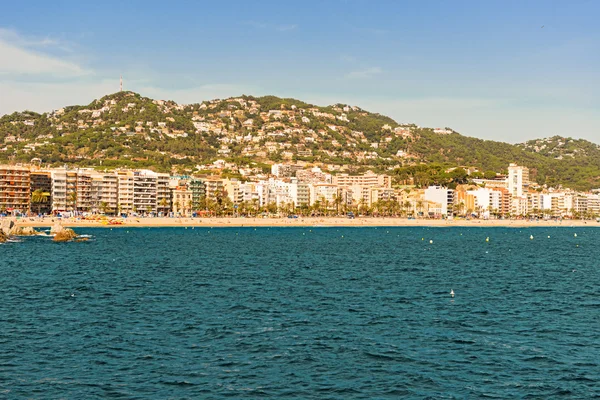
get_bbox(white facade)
[507,163,529,198]
[467,188,501,216]
[424,186,455,216]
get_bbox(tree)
[159,197,170,213]
[403,201,412,216]
[416,200,424,217]
[450,168,469,185]
[68,191,77,212]
[31,189,50,215]
[333,192,343,216]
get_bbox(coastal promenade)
[6,216,599,228]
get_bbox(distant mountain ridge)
[1,91,599,190]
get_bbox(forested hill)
[0,91,599,190]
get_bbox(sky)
[0,0,599,143]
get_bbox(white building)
[424,186,455,216]
[508,163,529,198]
[467,188,502,217]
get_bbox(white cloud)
[0,28,87,77]
[0,28,60,48]
[0,79,260,116]
[344,67,383,79]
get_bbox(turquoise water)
[1,226,599,398]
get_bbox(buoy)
[485,237,489,242]
[422,238,424,241]
[429,240,433,244]
[530,235,534,240]
[574,233,578,237]
[548,236,550,238]
[450,289,455,298]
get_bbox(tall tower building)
[507,163,529,198]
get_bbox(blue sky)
[1,0,598,143]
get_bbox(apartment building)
[0,165,31,213]
[424,186,455,216]
[333,171,392,189]
[172,186,192,216]
[49,169,68,212]
[157,173,170,215]
[189,179,205,211]
[116,170,134,214]
[224,179,244,204]
[133,170,158,214]
[90,172,119,214]
[508,163,529,198]
[311,184,338,207]
[204,179,225,201]
[75,172,92,212]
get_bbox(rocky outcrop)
[53,228,78,242]
[1,219,15,237]
[10,226,40,236]
[0,231,7,243]
[51,222,78,242]
[50,222,65,235]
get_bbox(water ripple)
[1,226,599,398]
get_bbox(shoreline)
[5,217,599,228]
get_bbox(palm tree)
[67,191,78,213]
[100,201,109,215]
[358,198,367,216]
[159,197,170,214]
[31,189,50,215]
[403,201,412,217]
[333,192,343,216]
[416,200,424,218]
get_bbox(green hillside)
[1,92,599,190]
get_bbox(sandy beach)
[6,216,600,228]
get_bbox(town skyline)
[2,161,599,222]
[1,0,599,143]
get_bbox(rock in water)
[10,226,40,236]
[51,222,65,235]
[19,226,39,236]
[0,219,15,236]
[0,231,7,243]
[53,229,78,242]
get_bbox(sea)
[1,226,599,398]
